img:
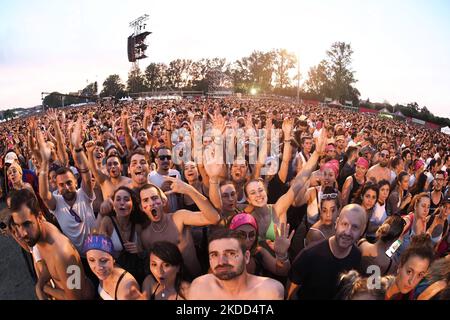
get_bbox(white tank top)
[98,285,113,300]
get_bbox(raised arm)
[121,110,135,152]
[47,109,69,167]
[84,140,108,185]
[203,149,225,211]
[259,223,294,276]
[71,117,94,199]
[275,130,326,215]
[340,176,353,206]
[36,129,56,211]
[278,118,294,183]
[167,177,220,227]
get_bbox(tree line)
[2,42,447,127]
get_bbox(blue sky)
[1,0,449,118]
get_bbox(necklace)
[151,219,168,233]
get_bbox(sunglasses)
[69,207,82,223]
[380,153,389,158]
[158,155,171,161]
[321,193,338,200]
[236,230,256,240]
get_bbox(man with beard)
[366,149,391,183]
[148,147,181,213]
[230,160,249,204]
[85,141,131,201]
[428,170,445,216]
[287,204,366,300]
[402,148,412,171]
[139,179,220,279]
[37,119,98,254]
[9,189,94,300]
[187,228,284,300]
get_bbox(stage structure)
[127,14,151,64]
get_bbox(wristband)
[74,147,83,153]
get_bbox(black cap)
[443,194,450,204]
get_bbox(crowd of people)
[0,97,449,300]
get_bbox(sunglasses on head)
[158,155,171,161]
[321,193,338,200]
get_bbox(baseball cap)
[4,152,18,165]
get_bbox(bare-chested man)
[85,141,131,200]
[9,189,94,300]
[366,149,391,183]
[187,228,284,300]
[139,178,220,278]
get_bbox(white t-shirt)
[148,169,182,212]
[50,188,96,254]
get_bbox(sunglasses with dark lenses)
[158,155,171,161]
[69,207,82,223]
[380,153,389,158]
[236,230,256,240]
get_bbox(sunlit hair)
[399,234,434,268]
[407,192,430,213]
[336,270,394,300]
[113,186,147,225]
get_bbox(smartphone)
[385,239,402,258]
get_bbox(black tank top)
[428,191,443,216]
[350,175,363,203]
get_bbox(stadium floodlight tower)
[128,14,151,66]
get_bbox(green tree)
[304,42,360,104]
[166,59,192,89]
[81,82,97,97]
[145,63,168,90]
[303,60,330,99]
[272,49,297,89]
[127,65,147,93]
[100,74,126,98]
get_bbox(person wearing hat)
[83,233,145,300]
[8,188,94,300]
[229,213,293,277]
[2,151,39,198]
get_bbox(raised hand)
[274,223,295,256]
[71,116,83,148]
[46,108,58,123]
[84,140,96,154]
[315,125,328,155]
[164,176,192,195]
[282,118,294,138]
[36,129,51,162]
[203,147,223,178]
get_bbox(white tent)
[441,126,450,135]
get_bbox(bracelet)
[74,147,84,153]
[275,253,289,261]
[209,180,219,185]
[78,168,90,174]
